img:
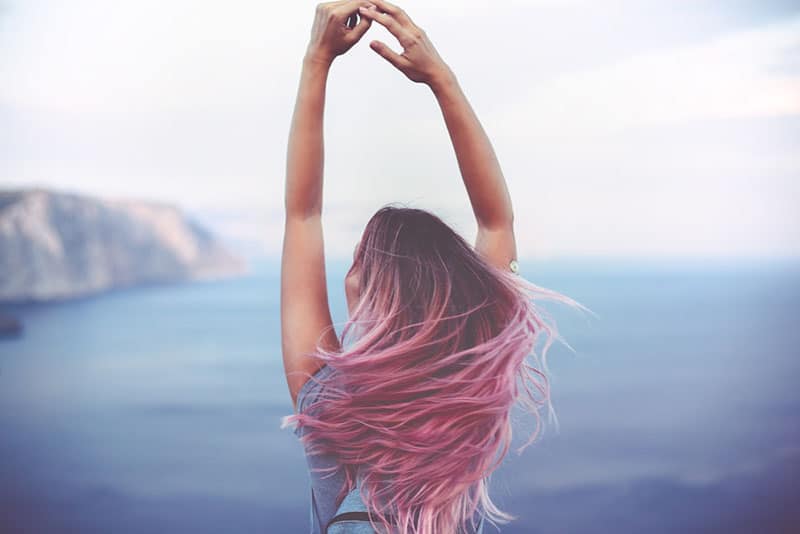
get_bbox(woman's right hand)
[357,0,452,88]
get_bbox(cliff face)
[0,189,247,302]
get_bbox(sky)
[1,0,799,260]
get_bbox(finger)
[369,39,412,71]
[332,0,373,19]
[358,5,415,47]
[368,0,415,28]
[347,10,372,41]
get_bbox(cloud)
[493,15,800,138]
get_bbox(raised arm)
[359,0,518,273]
[282,1,372,411]
[430,69,518,272]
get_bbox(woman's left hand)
[306,1,375,65]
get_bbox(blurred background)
[1,0,798,532]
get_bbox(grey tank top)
[294,364,486,534]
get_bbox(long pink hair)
[283,205,593,534]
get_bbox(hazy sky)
[2,0,799,260]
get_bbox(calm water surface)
[1,259,798,533]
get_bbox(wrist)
[304,49,334,70]
[428,66,457,96]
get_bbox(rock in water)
[0,188,247,302]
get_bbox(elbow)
[477,211,514,231]
[284,200,322,220]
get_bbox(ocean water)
[1,258,798,533]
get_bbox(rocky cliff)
[0,188,247,302]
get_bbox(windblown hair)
[283,204,592,534]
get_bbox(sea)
[1,258,798,533]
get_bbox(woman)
[280,1,590,532]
